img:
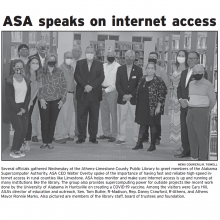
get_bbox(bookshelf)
[157,32,217,116]
[90,40,146,67]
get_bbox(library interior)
[1,31,217,160]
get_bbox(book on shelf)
[171,52,177,61]
[197,36,207,49]
[133,43,143,50]
[165,41,169,51]
[199,53,206,67]
[184,36,191,49]
[172,39,179,50]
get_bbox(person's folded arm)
[5,83,20,113]
[60,70,68,104]
[177,72,183,100]
[157,78,167,104]
[207,84,217,111]
[74,62,87,88]
[89,65,105,89]
[23,86,31,112]
[130,67,143,97]
[115,69,126,97]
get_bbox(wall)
[57,32,74,65]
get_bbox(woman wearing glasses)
[4,59,31,158]
[38,53,67,149]
[133,62,167,151]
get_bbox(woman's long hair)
[175,50,189,69]
[42,53,58,74]
[25,56,41,81]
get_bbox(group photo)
[1,31,217,161]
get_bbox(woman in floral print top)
[133,62,167,152]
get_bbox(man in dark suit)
[175,51,208,158]
[74,46,105,144]
[115,50,143,145]
[34,40,48,68]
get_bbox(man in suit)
[175,51,208,158]
[35,40,47,67]
[115,50,143,145]
[74,46,105,144]
[72,45,82,137]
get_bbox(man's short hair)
[72,45,82,52]
[64,51,73,57]
[85,46,96,53]
[125,50,135,58]
[189,51,200,59]
[18,44,29,52]
[36,40,47,48]
[193,64,205,74]
[106,50,116,56]
[149,52,158,58]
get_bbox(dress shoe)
[90,139,98,144]
[174,146,184,154]
[32,136,38,142]
[132,142,143,150]
[147,144,156,151]
[47,144,54,149]
[40,143,47,149]
[174,152,190,158]
[97,135,110,140]
[108,137,116,142]
[115,140,125,145]
[155,139,160,145]
[54,139,66,144]
[66,137,74,141]
[76,139,85,144]
[191,157,198,160]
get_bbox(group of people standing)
[4,40,216,161]
[170,50,216,160]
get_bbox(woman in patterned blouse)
[133,62,167,151]
[38,53,67,149]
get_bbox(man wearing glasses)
[175,51,208,158]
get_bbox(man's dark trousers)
[180,107,190,154]
[77,98,100,141]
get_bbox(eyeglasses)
[149,56,157,59]
[188,57,198,61]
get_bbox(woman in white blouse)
[4,59,31,159]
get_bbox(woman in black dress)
[133,62,167,151]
